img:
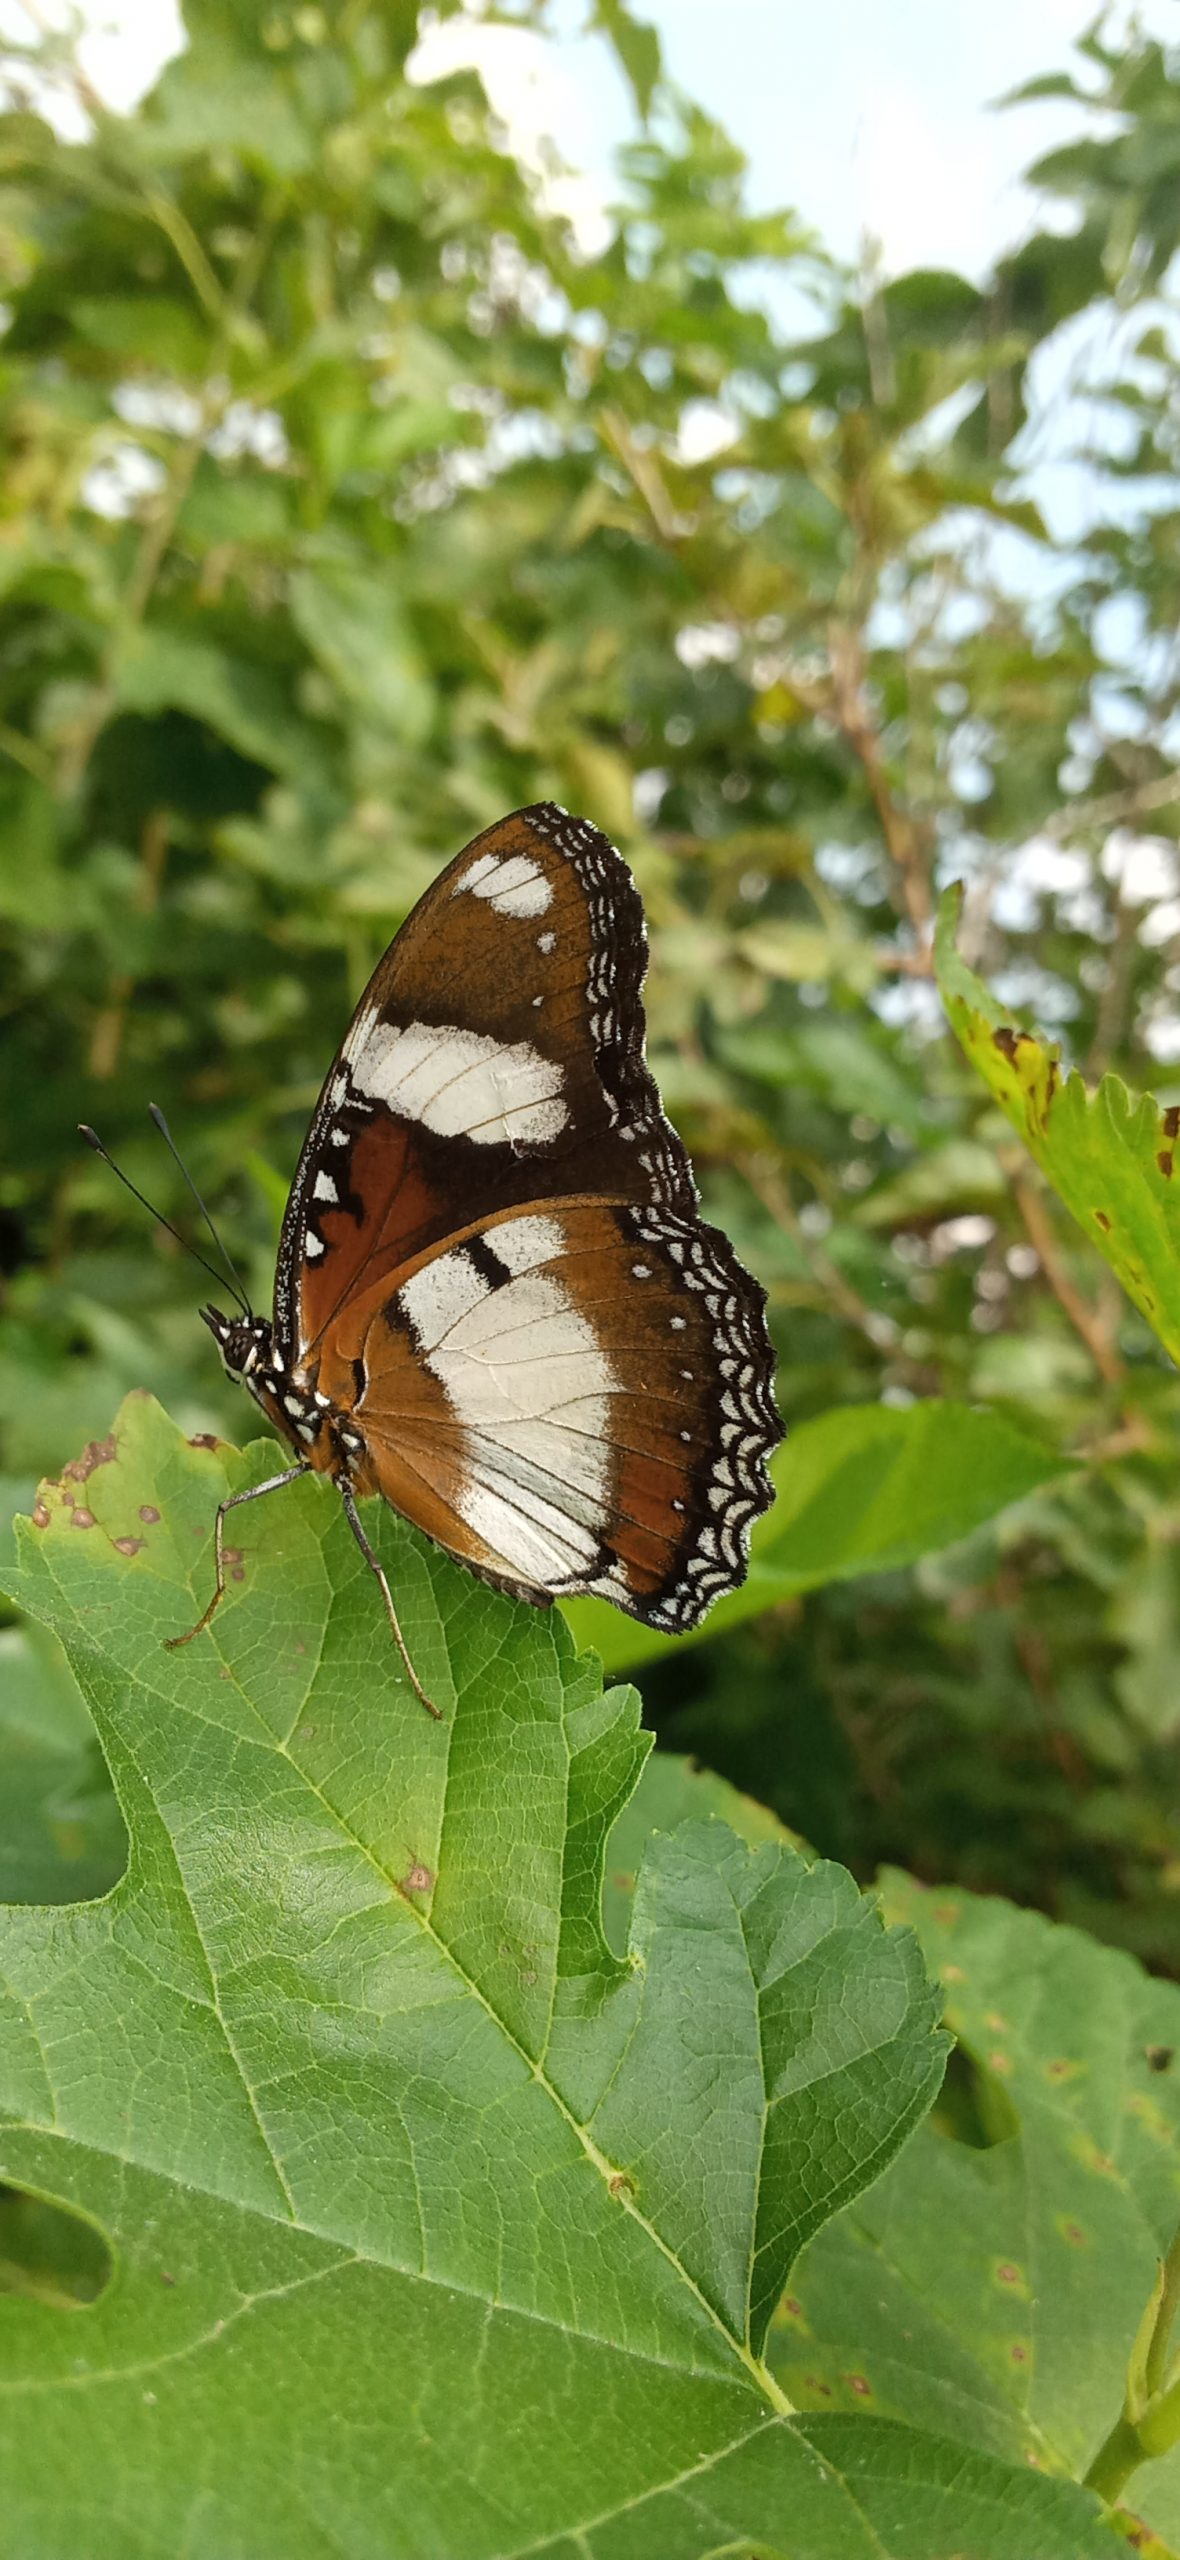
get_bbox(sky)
[20,0,1179,283]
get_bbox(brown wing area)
[313,1199,781,1632]
[273,805,693,1370]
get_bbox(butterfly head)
[201,1305,274,1386]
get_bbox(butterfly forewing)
[273,802,780,1633]
[275,805,691,1372]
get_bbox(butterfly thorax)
[201,1305,357,1478]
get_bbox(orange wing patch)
[335,1199,777,1631]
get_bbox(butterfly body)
[185,805,780,1685]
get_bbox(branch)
[825,619,934,943]
[598,405,685,543]
[1040,767,1180,841]
[1009,1167,1125,1389]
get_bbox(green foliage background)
[7,3,1180,2546]
[5,0,1180,1961]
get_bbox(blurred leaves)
[565,1398,1064,1670]
[3,0,1180,1977]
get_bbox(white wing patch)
[343,1017,567,1146]
[487,1214,564,1277]
[400,1251,490,1350]
[395,1231,617,1585]
[452,851,553,919]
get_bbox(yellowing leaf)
[936,884,1180,1366]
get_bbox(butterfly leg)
[165,1464,309,1651]
[338,1481,442,1721]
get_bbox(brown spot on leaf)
[847,2374,872,2397]
[1165,1107,1180,1140]
[1147,2045,1174,2073]
[782,2297,804,2320]
[989,2051,1012,2076]
[188,1433,221,1450]
[229,1567,245,1584]
[611,1871,637,1893]
[221,1547,242,1568]
[70,1508,96,1530]
[996,2263,1021,2286]
[1157,1150,1173,1180]
[1045,2058,1076,2081]
[1010,2342,1029,2365]
[62,1435,116,1484]
[805,2378,833,2398]
[159,2270,176,2288]
[1062,2220,1086,2247]
[404,1863,434,1894]
[114,1537,144,1558]
[993,1026,1020,1061]
[139,1505,160,1526]
[608,2172,636,2200]
[31,1501,50,1530]
[1094,1210,1111,1232]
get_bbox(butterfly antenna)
[147,1103,252,1317]
[79,1125,251,1316]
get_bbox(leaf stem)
[1085,2220,1180,2503]
[1146,2224,1180,2397]
[1084,2412,1146,2505]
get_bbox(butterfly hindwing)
[312,1198,778,1630]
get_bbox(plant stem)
[1084,2411,1146,2505]
[1145,2223,1180,2398]
[1084,2221,1180,2503]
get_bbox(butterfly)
[93,805,781,1716]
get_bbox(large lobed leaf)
[936,884,1180,1367]
[0,1398,1119,2557]
[564,1396,1064,1671]
[772,1871,1180,2550]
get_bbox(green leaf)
[0,1622,126,1903]
[714,1014,930,1135]
[936,884,1180,1366]
[112,626,319,784]
[772,1872,1180,2544]
[591,0,663,119]
[603,1746,796,1951]
[0,1394,978,2557]
[69,297,211,378]
[143,47,315,176]
[289,561,434,742]
[563,1398,1064,1671]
